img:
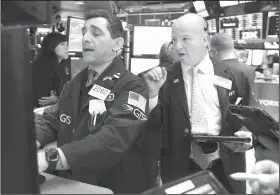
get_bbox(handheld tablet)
[192,135,251,144]
[142,170,229,194]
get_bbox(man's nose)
[174,41,183,51]
[83,31,91,42]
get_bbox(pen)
[91,114,94,126]
[93,114,97,126]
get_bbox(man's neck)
[88,58,114,75]
[220,52,236,61]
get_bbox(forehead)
[172,24,194,37]
[172,18,204,37]
[84,17,109,32]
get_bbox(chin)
[83,57,95,64]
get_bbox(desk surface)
[40,173,113,194]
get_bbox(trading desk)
[40,173,113,194]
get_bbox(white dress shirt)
[149,54,222,136]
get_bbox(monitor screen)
[219,1,239,7]
[251,50,265,66]
[133,26,172,56]
[207,19,217,34]
[266,11,279,38]
[130,58,159,75]
[235,49,253,65]
[219,13,263,41]
[67,17,85,52]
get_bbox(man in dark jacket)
[209,33,256,88]
[35,9,155,193]
[144,13,256,194]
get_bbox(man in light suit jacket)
[144,13,256,194]
[209,33,256,88]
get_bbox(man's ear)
[113,37,124,52]
[203,33,209,50]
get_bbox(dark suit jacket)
[150,57,256,194]
[35,57,156,193]
[222,58,256,89]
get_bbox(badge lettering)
[214,75,232,90]
[133,109,147,120]
[121,104,133,113]
[88,84,111,100]
[60,114,71,124]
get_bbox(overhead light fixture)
[198,10,209,17]
[74,1,85,5]
[219,1,239,7]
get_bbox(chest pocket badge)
[105,93,115,101]
[60,114,71,124]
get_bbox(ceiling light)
[74,1,85,5]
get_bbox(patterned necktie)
[189,67,219,169]
[86,69,97,88]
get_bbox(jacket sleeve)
[60,79,151,171]
[242,70,259,107]
[35,103,60,146]
[35,82,70,147]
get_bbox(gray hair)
[209,33,234,51]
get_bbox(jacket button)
[185,128,189,133]
[72,129,75,134]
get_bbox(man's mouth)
[83,48,94,52]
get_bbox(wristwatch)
[45,148,59,171]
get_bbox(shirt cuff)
[149,95,159,113]
[56,148,70,170]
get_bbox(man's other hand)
[144,67,167,98]
[37,151,48,173]
[222,130,253,153]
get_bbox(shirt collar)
[181,54,214,76]
[88,61,113,77]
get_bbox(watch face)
[45,148,59,162]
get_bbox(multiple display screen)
[219,13,263,40]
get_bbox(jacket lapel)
[169,62,190,119]
[212,58,231,123]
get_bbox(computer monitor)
[132,26,172,56]
[2,26,39,194]
[66,16,85,53]
[2,1,55,193]
[130,58,159,75]
[266,11,279,38]
[219,13,263,41]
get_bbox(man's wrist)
[149,91,159,99]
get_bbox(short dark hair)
[210,33,234,51]
[85,9,124,39]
